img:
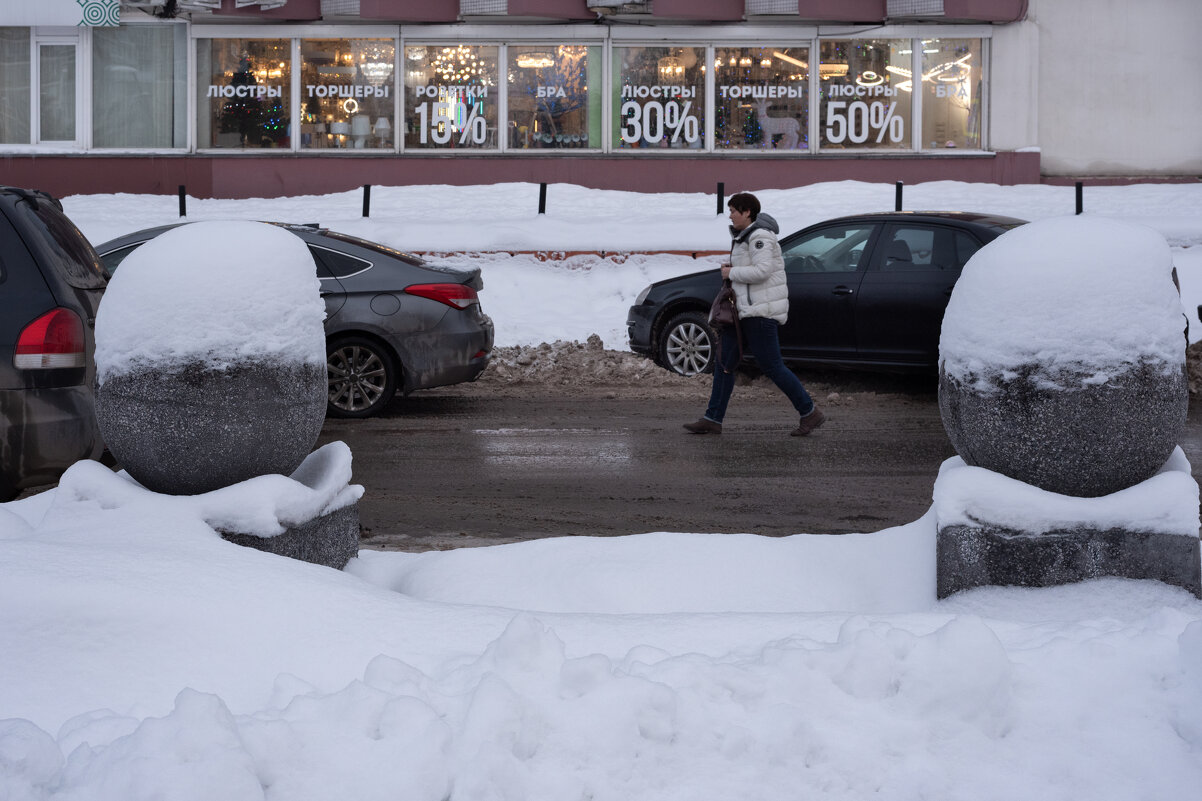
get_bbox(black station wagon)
[0,187,107,500]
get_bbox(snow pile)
[1,489,1202,799]
[934,447,1201,536]
[95,221,326,380]
[483,336,684,387]
[7,442,363,538]
[941,217,1186,383]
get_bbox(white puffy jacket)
[729,212,788,324]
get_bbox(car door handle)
[832,286,854,296]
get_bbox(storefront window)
[93,25,187,148]
[197,38,291,149]
[301,39,395,150]
[819,39,911,151]
[714,46,808,151]
[507,44,600,150]
[403,45,498,149]
[613,46,704,150]
[921,38,982,150]
[0,29,30,144]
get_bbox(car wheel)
[658,311,715,376]
[326,336,398,418]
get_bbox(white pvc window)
[93,25,188,148]
[38,41,77,143]
[0,28,31,144]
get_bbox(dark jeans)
[704,316,814,424]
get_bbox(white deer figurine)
[751,99,801,149]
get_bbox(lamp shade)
[350,115,371,136]
[374,117,391,134]
[329,122,350,135]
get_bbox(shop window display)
[613,46,704,150]
[920,38,982,150]
[403,45,498,150]
[301,39,395,150]
[507,44,600,150]
[713,46,808,151]
[197,38,291,149]
[818,39,911,151]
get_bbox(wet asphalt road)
[316,380,1202,552]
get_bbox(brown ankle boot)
[683,418,722,435]
[790,407,826,437]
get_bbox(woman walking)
[683,191,825,436]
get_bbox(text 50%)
[825,100,904,145]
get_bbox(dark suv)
[0,187,107,500]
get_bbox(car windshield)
[321,231,426,266]
[16,199,108,290]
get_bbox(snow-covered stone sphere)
[95,221,328,495]
[938,216,1188,497]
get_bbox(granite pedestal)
[937,522,1202,598]
[220,502,361,570]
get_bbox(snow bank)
[1,506,1201,801]
[941,216,1186,382]
[94,221,326,381]
[347,522,936,614]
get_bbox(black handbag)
[708,279,738,329]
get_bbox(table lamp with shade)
[350,115,371,148]
[373,116,391,146]
[329,120,350,147]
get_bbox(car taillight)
[14,308,85,369]
[404,283,479,309]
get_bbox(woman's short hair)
[727,192,760,220]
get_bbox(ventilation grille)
[887,0,944,16]
[462,0,507,14]
[319,0,359,15]
[747,0,799,14]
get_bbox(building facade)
[0,0,1197,199]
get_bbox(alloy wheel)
[327,341,392,415]
[665,320,713,376]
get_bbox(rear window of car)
[320,231,426,266]
[15,199,108,290]
[309,245,371,278]
[98,243,144,277]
